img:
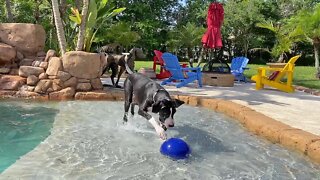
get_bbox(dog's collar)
[152,89,165,102]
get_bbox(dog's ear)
[152,101,161,113]
[173,99,184,108]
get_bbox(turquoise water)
[0,100,58,173]
[0,101,319,179]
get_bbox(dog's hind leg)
[110,63,118,86]
[115,66,125,88]
[123,78,133,123]
[130,102,137,115]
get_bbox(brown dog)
[101,48,146,87]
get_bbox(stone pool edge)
[1,90,320,164]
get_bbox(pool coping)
[1,89,320,164]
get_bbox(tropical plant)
[167,22,205,58]
[113,0,181,52]
[69,0,125,52]
[5,0,14,22]
[100,21,141,51]
[223,0,266,57]
[288,3,320,77]
[76,0,89,51]
[51,0,67,55]
[255,20,305,62]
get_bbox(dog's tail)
[124,54,134,74]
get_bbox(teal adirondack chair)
[161,53,202,88]
[230,57,249,82]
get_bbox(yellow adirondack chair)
[251,55,301,93]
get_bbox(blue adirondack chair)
[161,53,202,88]
[230,57,249,82]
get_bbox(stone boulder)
[57,71,71,82]
[19,66,44,77]
[34,79,52,94]
[62,51,102,79]
[44,49,56,62]
[0,23,46,56]
[0,67,11,74]
[0,75,26,90]
[91,78,103,90]
[46,57,62,76]
[27,75,39,86]
[49,87,75,100]
[19,58,34,66]
[0,43,16,65]
[76,82,92,91]
[63,77,77,87]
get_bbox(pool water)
[0,100,58,173]
[0,101,319,179]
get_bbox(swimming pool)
[0,100,58,173]
[1,101,319,179]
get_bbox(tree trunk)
[277,53,285,63]
[75,0,83,11]
[314,41,320,78]
[76,0,89,51]
[34,0,40,23]
[5,0,14,22]
[59,0,67,19]
[52,0,67,55]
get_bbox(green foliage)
[69,0,125,52]
[176,0,210,28]
[0,0,319,67]
[69,7,81,24]
[223,0,266,55]
[256,21,305,59]
[98,21,140,49]
[288,3,320,43]
[0,2,7,22]
[167,22,205,52]
[113,0,181,52]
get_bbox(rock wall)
[16,51,105,99]
[0,23,46,56]
[0,23,105,100]
[0,23,46,74]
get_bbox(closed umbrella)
[201,2,229,73]
[201,2,224,49]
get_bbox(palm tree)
[256,21,304,62]
[76,0,89,51]
[51,0,67,55]
[5,0,14,22]
[167,23,205,61]
[289,4,320,78]
[102,22,141,51]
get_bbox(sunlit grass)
[135,61,320,90]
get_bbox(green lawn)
[135,61,320,90]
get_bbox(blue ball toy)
[160,138,191,159]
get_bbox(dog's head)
[152,98,184,130]
[129,48,146,59]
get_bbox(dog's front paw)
[123,115,128,122]
[156,128,167,140]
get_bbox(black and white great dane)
[122,56,184,140]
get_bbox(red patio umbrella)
[201,2,224,49]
